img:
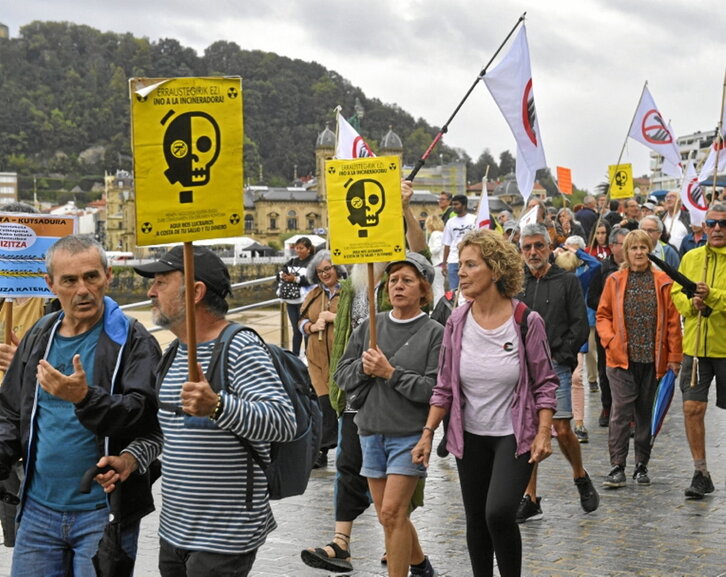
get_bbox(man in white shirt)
[661,190,689,252]
[441,194,476,291]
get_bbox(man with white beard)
[301,182,431,574]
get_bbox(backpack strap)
[155,322,246,415]
[513,300,531,342]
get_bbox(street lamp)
[349,97,365,131]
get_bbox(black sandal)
[300,533,352,573]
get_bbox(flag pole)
[405,13,527,182]
[709,69,726,207]
[589,82,646,252]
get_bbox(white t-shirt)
[442,213,476,263]
[662,213,688,252]
[459,311,519,436]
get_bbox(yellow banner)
[326,156,405,264]
[608,163,634,199]
[130,77,244,246]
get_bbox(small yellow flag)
[608,163,634,199]
[326,156,405,264]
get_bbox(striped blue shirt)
[129,329,295,554]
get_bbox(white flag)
[628,85,682,177]
[518,205,539,229]
[482,25,546,204]
[681,161,710,226]
[697,139,726,183]
[476,184,491,229]
[335,108,375,160]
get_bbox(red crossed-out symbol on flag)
[686,178,709,211]
[641,109,673,144]
[352,136,374,159]
[521,78,538,146]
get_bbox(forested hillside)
[0,21,487,201]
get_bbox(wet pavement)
[2,309,726,576]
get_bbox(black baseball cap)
[133,245,232,299]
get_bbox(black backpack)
[157,322,322,505]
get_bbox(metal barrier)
[119,275,290,348]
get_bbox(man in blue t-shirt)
[0,235,160,577]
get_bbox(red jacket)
[596,267,682,378]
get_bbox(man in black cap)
[97,245,296,577]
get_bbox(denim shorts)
[359,433,427,479]
[553,361,573,419]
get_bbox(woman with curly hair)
[412,229,558,577]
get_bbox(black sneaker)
[574,473,599,513]
[409,555,437,577]
[574,425,589,443]
[598,408,610,427]
[515,495,543,523]
[633,462,650,485]
[685,470,715,499]
[603,465,626,488]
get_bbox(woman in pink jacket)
[412,230,557,577]
[596,229,682,488]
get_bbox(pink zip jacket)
[430,299,558,458]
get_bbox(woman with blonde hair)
[597,229,682,488]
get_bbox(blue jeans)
[447,262,460,290]
[11,497,140,577]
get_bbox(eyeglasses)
[641,228,660,234]
[704,219,726,228]
[610,241,623,246]
[521,242,546,252]
[316,265,335,275]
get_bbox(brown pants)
[606,362,657,467]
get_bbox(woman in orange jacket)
[596,229,682,488]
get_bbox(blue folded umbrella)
[650,369,676,447]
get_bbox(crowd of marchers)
[0,188,723,577]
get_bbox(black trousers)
[456,432,533,577]
[158,538,257,577]
[334,412,371,522]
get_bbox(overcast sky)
[4,1,725,191]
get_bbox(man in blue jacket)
[0,235,161,577]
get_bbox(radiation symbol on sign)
[229,213,240,225]
[615,170,628,189]
[141,222,153,234]
[162,110,221,187]
[346,178,386,238]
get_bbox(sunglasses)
[521,242,547,251]
[704,219,726,228]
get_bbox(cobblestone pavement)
[2,309,726,576]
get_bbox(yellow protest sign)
[326,156,405,264]
[130,77,244,246]
[608,163,634,199]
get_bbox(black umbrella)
[647,253,712,317]
[80,465,135,577]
